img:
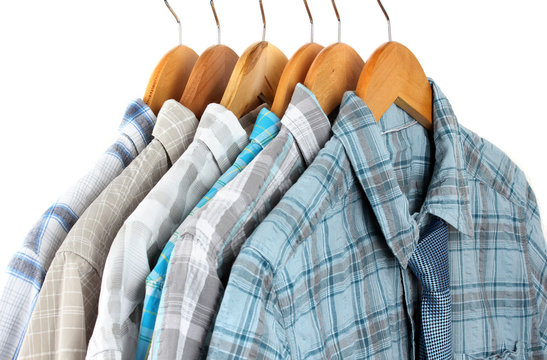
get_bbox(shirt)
[192,107,281,210]
[0,99,155,360]
[87,102,257,360]
[134,104,262,360]
[18,99,196,360]
[208,81,547,359]
[149,84,332,360]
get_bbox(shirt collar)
[250,108,282,148]
[333,79,473,268]
[152,100,199,163]
[281,83,332,166]
[118,99,156,153]
[240,104,268,137]
[195,103,251,172]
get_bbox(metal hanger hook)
[210,0,221,44]
[164,0,182,45]
[303,0,314,43]
[259,0,266,41]
[377,0,392,42]
[331,0,341,43]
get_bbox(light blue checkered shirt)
[0,99,155,360]
[208,81,547,359]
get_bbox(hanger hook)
[210,0,221,44]
[259,0,266,41]
[303,0,314,43]
[376,0,392,42]
[164,0,182,45]
[331,0,341,43]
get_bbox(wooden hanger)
[179,0,238,118]
[220,0,288,119]
[143,0,198,115]
[355,0,433,130]
[304,0,364,116]
[270,0,324,118]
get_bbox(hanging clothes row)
[0,0,545,360]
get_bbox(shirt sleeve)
[18,252,100,360]
[207,248,289,360]
[525,184,547,349]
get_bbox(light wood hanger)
[355,0,433,130]
[180,0,239,119]
[143,0,198,115]
[270,0,324,118]
[220,0,288,119]
[303,0,364,117]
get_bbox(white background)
[0,0,545,288]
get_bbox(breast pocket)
[454,341,527,359]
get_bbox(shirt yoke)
[458,125,533,211]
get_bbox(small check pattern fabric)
[134,105,262,360]
[208,81,547,359]
[18,99,197,360]
[0,99,155,360]
[408,217,451,359]
[193,108,281,210]
[146,84,331,360]
[85,102,201,360]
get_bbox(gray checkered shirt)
[147,84,332,359]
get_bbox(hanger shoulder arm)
[304,43,365,116]
[221,42,288,118]
[356,42,433,130]
[271,43,324,118]
[144,45,198,115]
[180,45,239,118]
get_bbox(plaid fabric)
[147,84,331,360]
[0,99,155,360]
[18,99,197,360]
[193,107,280,210]
[208,81,547,359]
[134,104,261,360]
[84,101,201,360]
[407,217,451,359]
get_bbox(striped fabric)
[18,100,197,360]
[208,81,547,359]
[147,84,331,360]
[0,99,155,360]
[134,105,262,360]
[193,107,280,210]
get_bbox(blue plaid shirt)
[208,81,547,359]
[0,99,155,360]
[193,108,281,210]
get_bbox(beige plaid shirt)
[18,100,199,360]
